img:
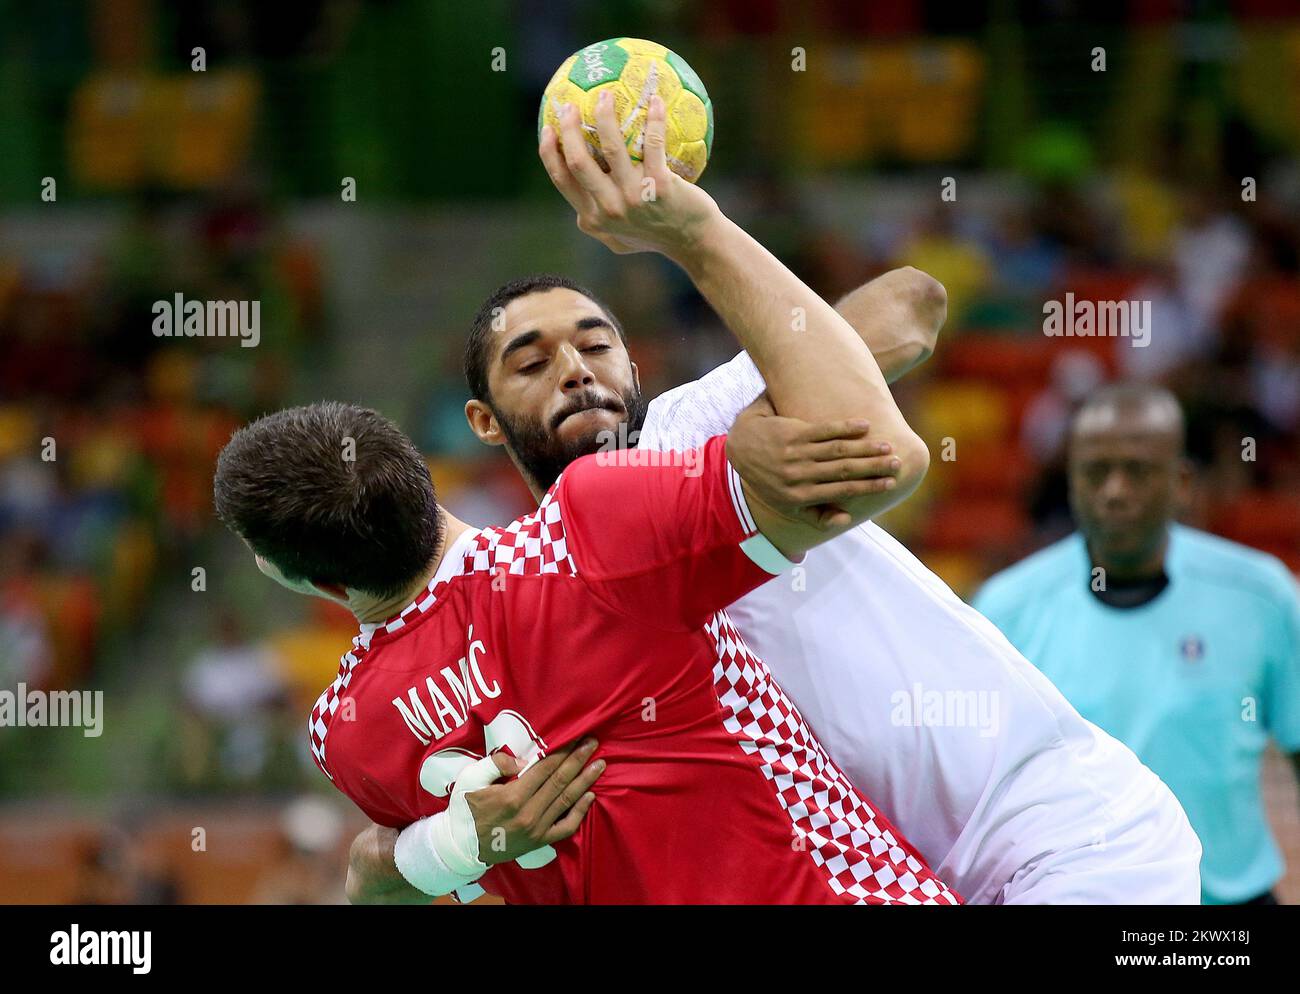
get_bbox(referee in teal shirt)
[974,383,1300,905]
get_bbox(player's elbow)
[896,266,948,331]
[831,428,928,529]
[872,268,945,382]
[894,430,930,497]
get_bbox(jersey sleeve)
[556,434,795,631]
[638,351,766,451]
[1263,567,1300,752]
[309,669,428,829]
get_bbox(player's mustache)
[549,392,626,431]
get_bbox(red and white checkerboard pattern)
[309,484,577,778]
[468,485,577,578]
[308,632,370,780]
[706,610,962,905]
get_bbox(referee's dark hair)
[464,273,626,403]
[213,401,442,600]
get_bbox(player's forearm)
[345,824,432,905]
[675,215,929,507]
[835,267,946,384]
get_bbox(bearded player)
[347,93,1201,904]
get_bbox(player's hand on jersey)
[468,737,604,866]
[726,393,902,531]
[539,92,721,258]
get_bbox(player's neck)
[351,511,471,625]
[513,458,547,504]
[499,442,553,503]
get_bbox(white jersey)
[639,352,1202,904]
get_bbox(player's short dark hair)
[213,401,442,600]
[464,274,626,402]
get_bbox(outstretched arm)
[632,266,947,529]
[540,94,929,555]
[671,213,930,517]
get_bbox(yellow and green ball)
[539,38,714,183]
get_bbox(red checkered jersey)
[309,435,961,904]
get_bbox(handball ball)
[538,38,714,183]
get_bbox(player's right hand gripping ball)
[539,38,714,183]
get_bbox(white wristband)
[394,812,483,897]
[393,754,501,896]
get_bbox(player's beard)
[493,384,647,493]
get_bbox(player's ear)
[630,360,641,394]
[465,399,506,447]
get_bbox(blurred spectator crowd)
[0,186,331,794]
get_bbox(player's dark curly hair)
[213,401,442,600]
[464,273,626,403]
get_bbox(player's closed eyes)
[519,345,611,375]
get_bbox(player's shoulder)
[547,451,615,511]
[640,351,763,448]
[534,453,646,566]
[467,484,578,578]
[549,452,599,491]
[973,532,1084,616]
[641,373,704,439]
[558,435,725,490]
[1172,524,1298,608]
[651,351,761,412]
[308,630,375,780]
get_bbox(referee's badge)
[1179,635,1205,663]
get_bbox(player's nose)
[555,347,596,391]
